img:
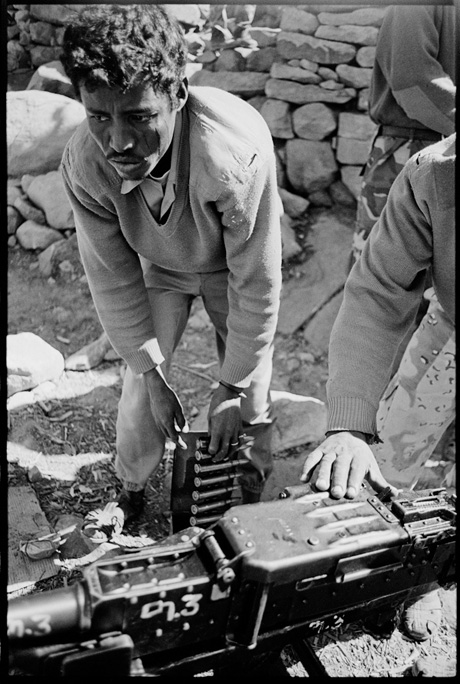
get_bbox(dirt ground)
[7,224,456,677]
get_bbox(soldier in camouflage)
[342,6,456,641]
[302,133,455,642]
[351,5,456,490]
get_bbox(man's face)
[80,80,188,180]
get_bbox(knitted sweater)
[370,5,456,136]
[327,134,455,436]
[61,87,282,387]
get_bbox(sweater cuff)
[327,396,378,436]
[124,338,165,375]
[220,358,254,390]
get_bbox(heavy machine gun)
[8,482,456,677]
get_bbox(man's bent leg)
[116,367,167,492]
[116,269,198,496]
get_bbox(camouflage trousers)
[352,135,432,263]
[372,290,456,489]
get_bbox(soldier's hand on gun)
[300,430,397,498]
[207,383,243,461]
[144,366,189,449]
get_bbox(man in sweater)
[301,134,455,641]
[60,5,282,521]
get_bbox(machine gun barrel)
[8,583,92,645]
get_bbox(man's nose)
[108,122,135,153]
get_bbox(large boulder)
[25,170,75,229]
[26,60,76,99]
[7,332,65,397]
[7,90,85,177]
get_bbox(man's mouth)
[108,157,143,165]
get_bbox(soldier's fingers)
[344,457,367,498]
[330,453,353,498]
[300,448,325,481]
[366,462,396,496]
[311,452,337,492]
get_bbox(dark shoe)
[361,606,400,640]
[117,488,145,524]
[402,590,442,642]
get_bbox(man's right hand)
[144,366,189,449]
[300,430,397,499]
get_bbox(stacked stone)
[6,4,77,78]
[191,4,386,206]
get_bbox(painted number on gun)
[140,594,203,621]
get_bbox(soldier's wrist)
[326,429,374,445]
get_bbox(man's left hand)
[207,384,242,461]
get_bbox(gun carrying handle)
[334,549,403,584]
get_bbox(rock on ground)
[7,332,64,397]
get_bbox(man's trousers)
[115,266,274,496]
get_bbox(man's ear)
[177,77,188,110]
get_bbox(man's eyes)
[89,114,156,123]
[90,114,110,122]
[130,114,158,123]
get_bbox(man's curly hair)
[60,4,188,107]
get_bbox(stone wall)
[190,4,387,206]
[7,3,387,208]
